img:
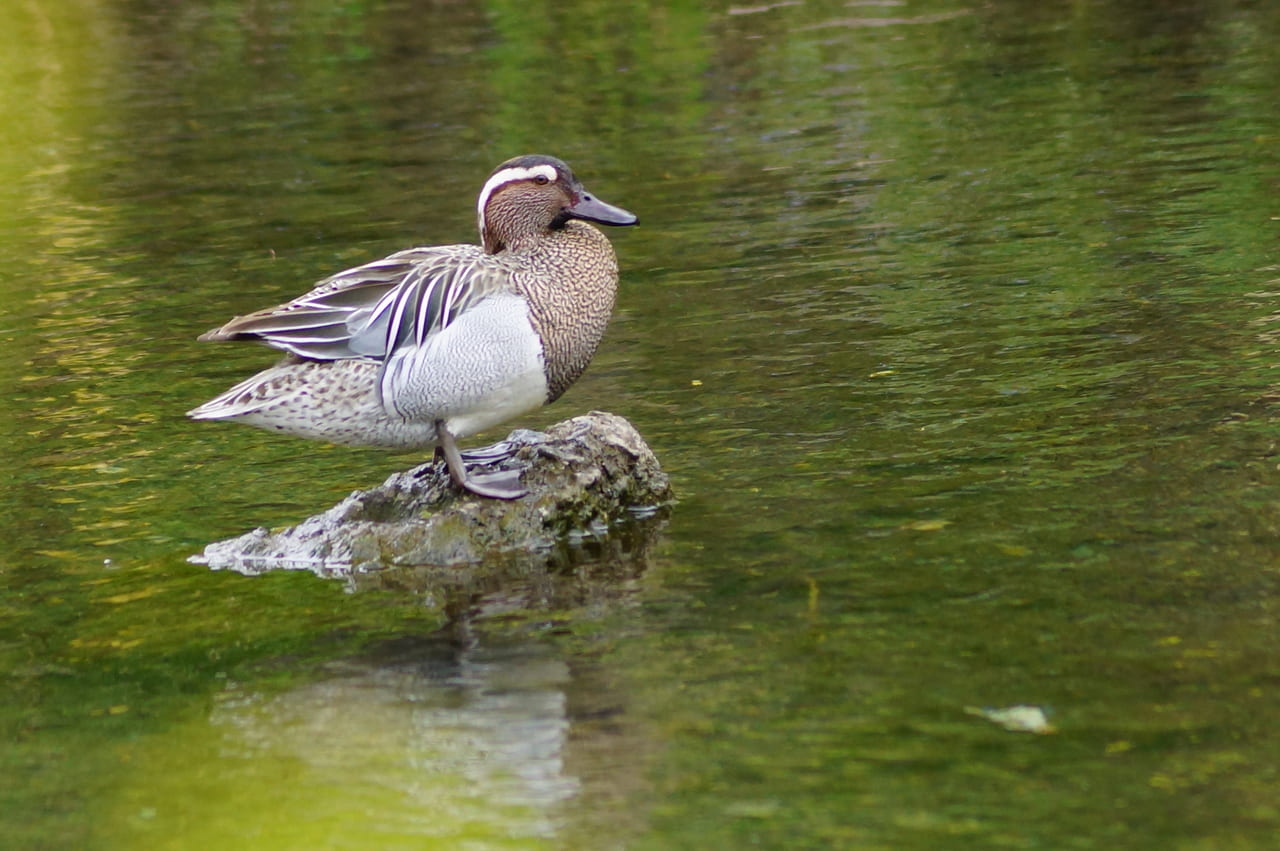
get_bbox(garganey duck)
[188,154,637,499]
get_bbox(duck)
[187,154,638,499]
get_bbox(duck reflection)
[184,520,663,846]
[209,638,586,841]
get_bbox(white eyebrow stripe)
[476,164,559,230]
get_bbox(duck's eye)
[533,175,550,186]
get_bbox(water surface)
[3,0,1280,848]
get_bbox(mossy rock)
[193,412,672,585]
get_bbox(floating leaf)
[966,705,1055,734]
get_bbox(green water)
[4,0,1280,847]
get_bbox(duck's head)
[477,154,637,254]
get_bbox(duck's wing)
[347,251,511,360]
[197,245,504,361]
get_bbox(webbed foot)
[436,421,526,500]
[458,440,520,466]
[458,468,528,500]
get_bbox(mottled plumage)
[188,154,637,498]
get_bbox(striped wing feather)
[198,245,507,361]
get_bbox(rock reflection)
[212,506,668,625]
[365,516,666,622]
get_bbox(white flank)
[476,164,559,233]
[378,292,548,439]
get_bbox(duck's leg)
[435,420,528,500]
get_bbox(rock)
[191,412,673,592]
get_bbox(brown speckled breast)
[512,221,620,402]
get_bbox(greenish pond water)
[4,0,1280,848]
